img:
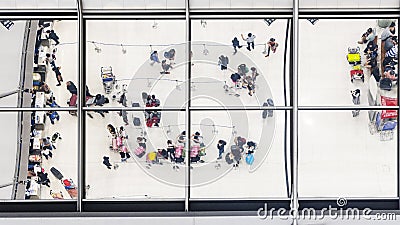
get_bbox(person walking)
[218,55,229,70]
[351,89,361,117]
[232,37,241,54]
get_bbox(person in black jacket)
[217,140,227,159]
[66,81,77,95]
[46,30,60,45]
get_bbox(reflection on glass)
[298,110,397,197]
[86,20,186,108]
[0,111,78,200]
[0,19,77,107]
[299,19,398,106]
[191,19,290,107]
[85,111,186,200]
[189,110,289,198]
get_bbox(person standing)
[218,55,229,70]
[381,22,396,55]
[351,89,361,117]
[150,51,160,65]
[241,33,256,51]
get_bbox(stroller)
[347,47,361,65]
[101,66,115,94]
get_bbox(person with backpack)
[160,59,172,74]
[46,30,60,45]
[102,156,112,169]
[217,140,227,159]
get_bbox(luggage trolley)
[368,96,398,141]
[347,47,364,82]
[101,66,115,94]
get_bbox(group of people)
[103,124,130,169]
[149,48,176,75]
[225,136,257,168]
[144,94,162,127]
[232,33,279,57]
[230,64,260,96]
[351,22,398,117]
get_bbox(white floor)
[37,20,78,199]
[298,19,397,197]
[4,19,396,200]
[84,19,289,199]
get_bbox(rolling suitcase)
[134,146,146,158]
[50,167,64,180]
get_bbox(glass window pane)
[0,20,78,107]
[0,111,78,200]
[298,110,397,197]
[191,19,291,107]
[299,19,398,106]
[190,110,289,198]
[85,20,187,108]
[85,111,186,199]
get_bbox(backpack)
[225,153,234,165]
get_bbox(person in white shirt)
[241,33,256,51]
